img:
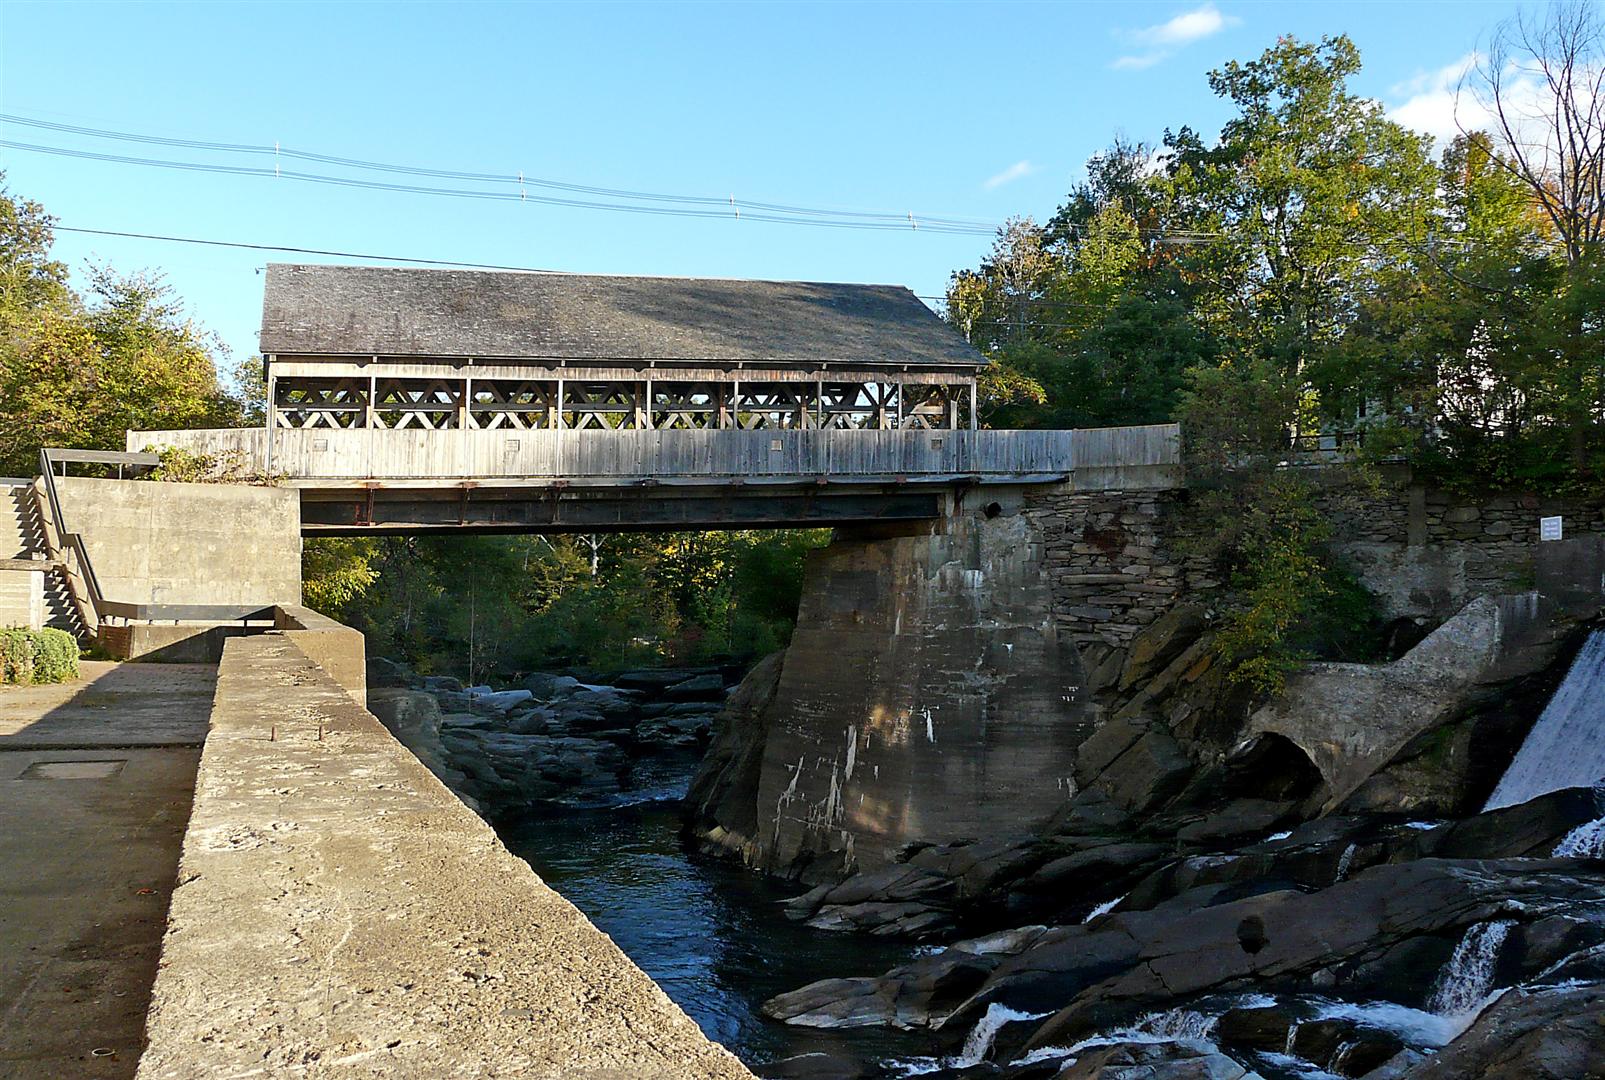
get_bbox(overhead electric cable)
[0,113,999,233]
[50,225,569,272]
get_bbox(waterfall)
[1427,920,1514,1016]
[950,1004,1047,1068]
[1484,631,1605,811]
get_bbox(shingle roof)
[259,264,985,370]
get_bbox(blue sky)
[2,1,1515,367]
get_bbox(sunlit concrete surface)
[137,634,753,1079]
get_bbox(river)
[496,751,941,1074]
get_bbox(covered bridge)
[130,264,1180,531]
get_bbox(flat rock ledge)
[136,633,752,1080]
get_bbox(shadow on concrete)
[0,660,214,1079]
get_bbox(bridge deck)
[127,424,1182,533]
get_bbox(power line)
[0,113,1000,235]
[4,112,1004,227]
[50,225,569,273]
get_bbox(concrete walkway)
[138,634,753,1079]
[0,661,215,1079]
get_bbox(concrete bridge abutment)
[689,480,1205,881]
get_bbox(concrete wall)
[99,622,254,664]
[0,568,44,631]
[749,495,1091,878]
[1322,485,1605,621]
[136,632,751,1080]
[54,477,301,608]
[273,605,366,705]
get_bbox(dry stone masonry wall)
[1022,488,1215,655]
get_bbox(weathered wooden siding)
[127,424,1182,490]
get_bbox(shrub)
[0,627,81,684]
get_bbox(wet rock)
[951,859,1605,1051]
[1054,1040,1255,1079]
[1081,728,1195,816]
[520,671,562,698]
[1400,785,1605,860]
[1175,798,1297,847]
[1215,1003,1295,1052]
[1118,603,1207,692]
[763,949,1000,1030]
[683,651,786,863]
[505,709,555,735]
[807,902,954,939]
[366,656,415,688]
[1387,981,1605,1079]
[1003,841,1170,919]
[614,668,709,692]
[664,672,727,701]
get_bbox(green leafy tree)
[0,182,241,474]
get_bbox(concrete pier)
[136,633,752,1079]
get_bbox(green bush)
[0,627,80,685]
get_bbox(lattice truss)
[273,378,368,429]
[272,376,971,430]
[374,379,463,429]
[470,380,558,429]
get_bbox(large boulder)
[1386,981,1605,1079]
[1055,1041,1255,1080]
[683,650,787,864]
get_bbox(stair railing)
[33,448,158,636]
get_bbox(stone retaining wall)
[1025,478,1605,650]
[1022,488,1212,656]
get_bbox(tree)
[1464,1,1605,267]
[1460,1,1605,473]
[0,182,242,474]
[0,177,69,317]
[1163,35,1439,378]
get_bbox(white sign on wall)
[1540,515,1564,542]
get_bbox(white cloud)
[1112,4,1239,70]
[1385,54,1488,145]
[983,160,1035,190]
[1111,52,1165,72]
[1132,4,1235,47]
[1385,51,1563,149]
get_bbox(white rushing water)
[887,1003,1047,1075]
[1334,843,1358,882]
[1427,920,1515,1017]
[1066,1006,1220,1051]
[1082,893,1128,923]
[1484,630,1605,811]
[1309,998,1469,1047]
[1554,814,1605,857]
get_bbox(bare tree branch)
[1461,1,1605,266]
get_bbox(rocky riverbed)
[367,660,738,813]
[362,621,1605,1080]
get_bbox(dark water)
[496,753,940,1073]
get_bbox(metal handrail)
[37,447,109,632]
[36,449,285,628]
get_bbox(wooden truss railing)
[272,376,975,432]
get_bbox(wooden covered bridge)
[132,264,1180,532]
